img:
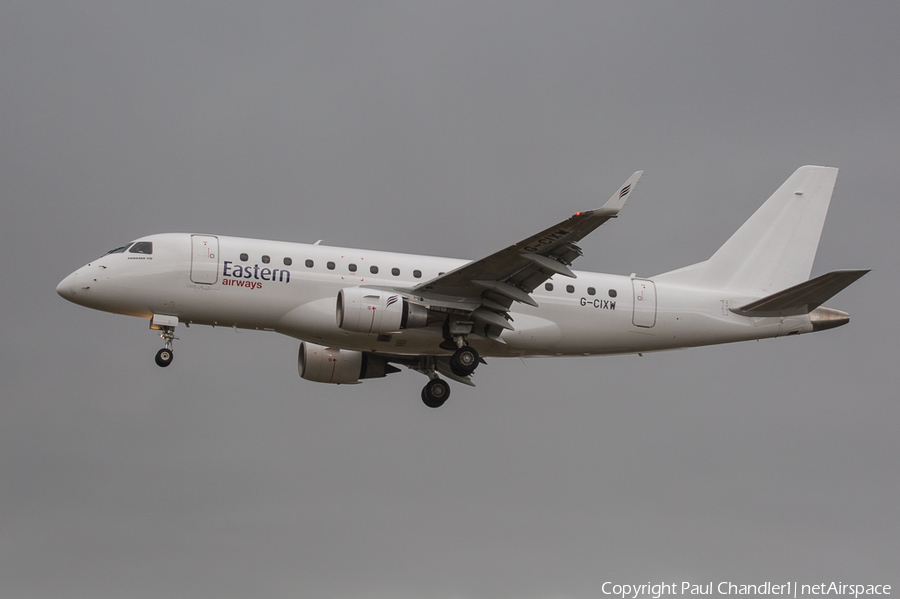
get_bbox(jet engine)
[336,287,429,334]
[298,342,398,384]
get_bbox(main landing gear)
[422,378,450,408]
[449,344,479,377]
[420,336,481,408]
[154,325,177,367]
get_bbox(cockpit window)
[129,242,153,255]
[105,243,133,255]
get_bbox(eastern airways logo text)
[221,260,290,290]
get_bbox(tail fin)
[658,165,839,295]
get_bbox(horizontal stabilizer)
[731,269,869,317]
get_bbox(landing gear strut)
[154,325,177,367]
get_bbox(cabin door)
[190,235,219,284]
[632,278,657,328]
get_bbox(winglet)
[598,170,643,215]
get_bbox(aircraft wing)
[406,171,642,329]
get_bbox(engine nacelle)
[336,287,429,334]
[298,342,396,384]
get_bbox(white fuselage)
[57,233,810,359]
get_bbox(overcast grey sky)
[1,2,898,598]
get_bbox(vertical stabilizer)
[661,166,838,295]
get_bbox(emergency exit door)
[632,278,657,328]
[190,235,219,284]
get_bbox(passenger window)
[348,264,357,272]
[305,259,314,268]
[370,265,378,274]
[413,270,422,278]
[283,257,292,266]
[106,243,133,255]
[587,287,596,296]
[240,253,248,262]
[609,289,617,298]
[545,283,554,291]
[262,255,270,264]
[566,285,575,294]
[129,242,153,254]
[327,261,335,270]
[391,268,400,276]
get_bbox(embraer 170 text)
[57,166,867,407]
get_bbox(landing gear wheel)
[155,348,174,367]
[422,378,450,408]
[450,345,479,377]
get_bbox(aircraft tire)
[422,379,450,408]
[450,346,479,377]
[155,348,174,367]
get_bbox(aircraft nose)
[56,271,78,301]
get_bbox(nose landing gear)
[155,347,174,367]
[150,315,180,368]
[154,325,177,367]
